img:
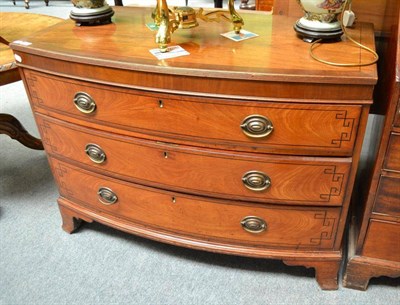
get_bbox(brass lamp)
[175,6,199,29]
[153,0,244,52]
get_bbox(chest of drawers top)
[11,7,377,101]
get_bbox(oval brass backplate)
[242,170,271,192]
[240,114,273,138]
[85,143,106,164]
[241,216,267,234]
[97,187,118,205]
[73,92,96,114]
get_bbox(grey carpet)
[1,2,399,304]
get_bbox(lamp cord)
[309,0,379,67]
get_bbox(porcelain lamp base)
[294,18,343,41]
[70,4,114,26]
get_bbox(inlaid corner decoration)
[309,211,336,246]
[52,162,74,198]
[38,120,58,152]
[25,74,45,107]
[320,166,345,202]
[331,111,355,148]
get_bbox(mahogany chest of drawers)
[11,7,377,290]
[344,6,400,290]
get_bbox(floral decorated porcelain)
[294,0,348,40]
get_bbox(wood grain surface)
[26,70,363,156]
[344,0,400,291]
[12,7,380,290]
[11,7,377,86]
[38,114,351,205]
[50,158,340,250]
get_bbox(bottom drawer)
[362,220,400,262]
[50,158,340,250]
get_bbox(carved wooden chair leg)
[0,113,44,150]
[0,36,9,45]
[24,0,29,9]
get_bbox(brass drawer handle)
[240,114,273,138]
[97,187,118,205]
[85,143,106,164]
[73,92,96,114]
[242,170,271,192]
[241,216,267,234]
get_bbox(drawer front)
[373,174,400,217]
[49,158,340,249]
[26,70,361,156]
[362,220,400,262]
[38,115,351,205]
[383,133,400,172]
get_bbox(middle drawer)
[37,114,351,206]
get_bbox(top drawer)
[24,70,362,156]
